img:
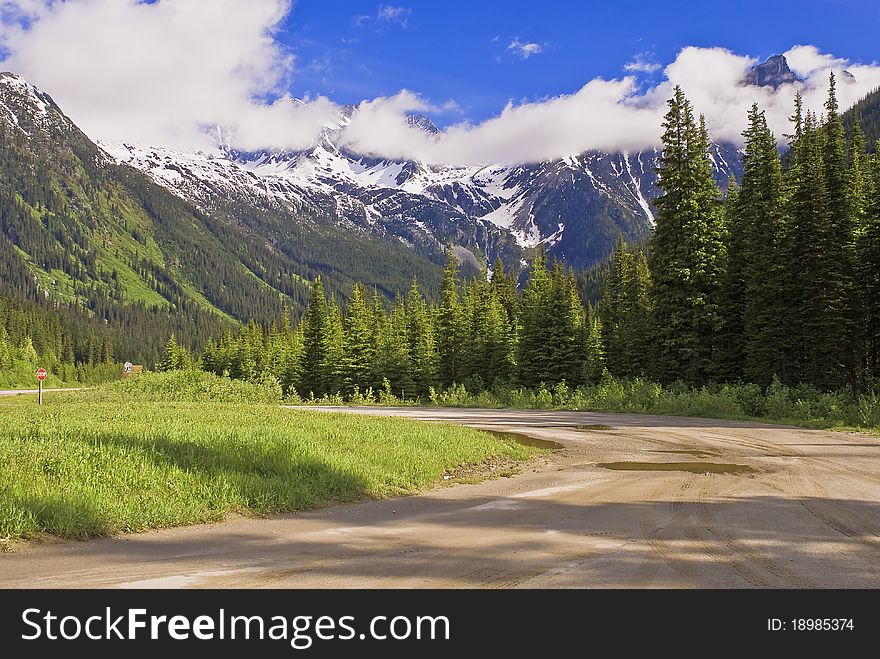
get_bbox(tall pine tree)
[649,87,726,384]
[406,280,439,395]
[861,142,880,380]
[725,105,787,386]
[820,73,858,389]
[518,250,554,386]
[299,276,328,395]
[341,283,376,394]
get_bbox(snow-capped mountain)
[1,67,743,275]
[102,113,742,271]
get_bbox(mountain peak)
[743,55,798,88]
[0,71,66,134]
[0,71,51,103]
[406,113,440,134]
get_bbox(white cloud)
[377,4,410,26]
[0,0,339,151]
[508,38,544,59]
[2,3,879,164]
[341,45,880,165]
[624,53,661,74]
[784,45,847,78]
[340,79,663,164]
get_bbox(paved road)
[3,406,880,588]
[0,388,80,397]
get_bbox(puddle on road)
[598,461,755,475]
[487,431,564,450]
[649,448,720,458]
[573,425,613,431]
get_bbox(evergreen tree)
[158,333,192,371]
[861,142,880,379]
[554,266,586,385]
[849,117,869,385]
[599,238,653,378]
[374,295,414,397]
[281,326,303,395]
[406,280,439,396]
[728,105,787,386]
[820,72,858,389]
[437,250,465,386]
[786,110,832,386]
[490,257,520,328]
[598,237,629,376]
[322,298,345,395]
[849,116,869,227]
[582,305,606,383]
[468,277,514,386]
[717,180,743,381]
[621,248,653,377]
[341,283,376,394]
[649,87,726,384]
[461,278,483,384]
[299,277,328,395]
[518,251,554,387]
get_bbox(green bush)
[76,370,283,404]
[279,373,878,433]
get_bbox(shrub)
[78,370,283,404]
[857,393,880,428]
[764,377,794,419]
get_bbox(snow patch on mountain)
[94,101,741,269]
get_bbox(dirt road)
[0,388,80,397]
[3,407,880,588]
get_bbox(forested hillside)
[844,86,880,152]
[0,73,444,376]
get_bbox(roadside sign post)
[36,368,47,406]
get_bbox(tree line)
[182,249,604,399]
[172,76,879,399]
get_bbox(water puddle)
[573,425,613,431]
[487,430,564,450]
[649,448,720,458]
[597,461,755,475]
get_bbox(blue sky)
[285,0,880,125]
[2,0,878,160]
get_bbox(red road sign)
[36,368,48,381]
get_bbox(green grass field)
[0,392,534,543]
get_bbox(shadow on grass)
[2,496,110,540]
[4,432,372,540]
[95,431,371,512]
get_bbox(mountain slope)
[0,72,451,363]
[106,120,742,272]
[844,86,880,151]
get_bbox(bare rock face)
[742,54,799,88]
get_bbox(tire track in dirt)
[796,461,880,552]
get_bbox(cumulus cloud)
[341,45,880,165]
[2,2,879,164]
[508,37,544,59]
[0,0,339,151]
[341,79,663,163]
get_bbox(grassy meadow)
[0,373,534,544]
